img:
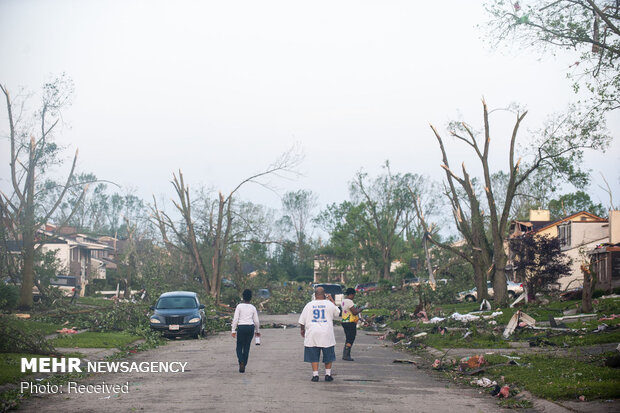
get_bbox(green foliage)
[362,289,419,312]
[548,191,606,219]
[484,0,620,113]
[36,302,153,336]
[0,284,19,310]
[315,163,436,281]
[259,285,309,314]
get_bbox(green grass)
[50,331,140,348]
[0,354,47,385]
[2,316,63,336]
[76,296,114,307]
[542,329,620,347]
[481,353,620,400]
[565,317,620,330]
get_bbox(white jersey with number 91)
[299,299,340,347]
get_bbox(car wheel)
[508,291,515,299]
[465,295,475,302]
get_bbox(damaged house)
[509,210,618,291]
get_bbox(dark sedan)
[149,291,206,338]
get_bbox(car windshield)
[156,296,197,309]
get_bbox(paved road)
[21,314,518,413]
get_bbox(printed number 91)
[313,309,325,320]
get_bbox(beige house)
[39,225,113,296]
[509,210,613,291]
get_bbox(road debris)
[510,293,526,308]
[451,312,481,322]
[471,377,496,388]
[56,327,79,334]
[497,385,510,398]
[459,355,486,371]
[502,311,535,338]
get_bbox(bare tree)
[428,99,609,304]
[0,77,88,308]
[152,148,302,299]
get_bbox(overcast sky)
[1,0,618,221]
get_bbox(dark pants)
[236,325,254,365]
[342,322,357,345]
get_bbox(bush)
[259,285,308,314]
[38,302,153,336]
[0,284,19,310]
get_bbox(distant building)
[38,225,114,296]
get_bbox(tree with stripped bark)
[0,76,90,308]
[425,100,609,304]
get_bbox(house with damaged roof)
[508,209,619,291]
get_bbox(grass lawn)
[76,296,114,307]
[51,331,140,348]
[0,354,47,385]
[1,316,63,336]
[481,353,620,400]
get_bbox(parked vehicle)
[32,275,78,301]
[149,291,206,338]
[456,280,524,302]
[355,282,378,293]
[403,277,420,288]
[312,283,344,306]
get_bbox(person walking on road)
[299,286,341,382]
[232,289,260,373]
[341,287,363,361]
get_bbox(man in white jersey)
[298,286,341,382]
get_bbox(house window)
[558,223,571,248]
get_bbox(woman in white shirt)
[231,289,260,373]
